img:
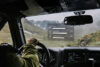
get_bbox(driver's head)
[0,43,17,67]
[0,43,17,53]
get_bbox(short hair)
[0,43,17,53]
[0,43,17,67]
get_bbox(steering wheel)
[37,42,50,67]
[18,42,50,67]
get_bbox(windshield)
[22,9,100,47]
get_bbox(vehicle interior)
[0,0,100,67]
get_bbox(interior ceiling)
[23,0,100,16]
[22,0,44,16]
[0,0,100,16]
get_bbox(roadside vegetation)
[1,20,100,47]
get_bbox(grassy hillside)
[0,23,12,44]
[0,19,70,47]
[22,19,72,47]
[0,19,47,45]
[22,19,47,40]
[1,21,100,47]
[77,31,100,46]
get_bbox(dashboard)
[38,47,100,67]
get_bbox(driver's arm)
[20,38,39,67]
[0,38,39,67]
[21,44,39,67]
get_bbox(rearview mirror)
[64,15,93,25]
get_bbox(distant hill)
[22,18,47,40]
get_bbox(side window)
[0,22,12,44]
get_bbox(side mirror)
[64,15,93,25]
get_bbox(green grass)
[1,20,100,47]
[0,23,12,44]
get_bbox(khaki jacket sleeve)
[21,44,39,67]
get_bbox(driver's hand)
[23,38,39,54]
[27,38,39,45]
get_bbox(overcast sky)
[26,9,100,22]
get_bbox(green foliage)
[78,31,100,46]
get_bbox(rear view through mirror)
[64,15,93,25]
